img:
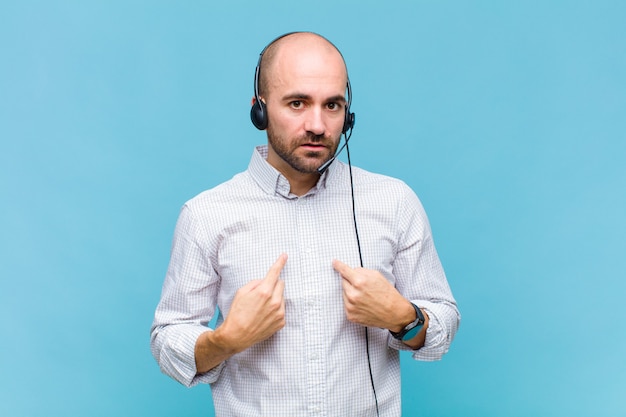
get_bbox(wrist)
[211,325,243,355]
[389,302,426,342]
[389,300,417,333]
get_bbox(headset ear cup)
[251,100,268,130]
[343,111,355,133]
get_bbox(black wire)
[345,140,380,417]
[345,136,363,268]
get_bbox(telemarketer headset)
[250,33,379,417]
[250,32,355,135]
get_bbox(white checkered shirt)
[151,145,460,417]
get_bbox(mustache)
[299,132,327,143]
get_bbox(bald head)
[258,32,348,98]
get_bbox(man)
[151,32,460,416]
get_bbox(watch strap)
[390,303,425,341]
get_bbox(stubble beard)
[267,128,340,174]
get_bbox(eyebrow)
[281,93,346,103]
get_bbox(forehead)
[266,36,348,97]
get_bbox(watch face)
[400,303,425,341]
[401,323,423,341]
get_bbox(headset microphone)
[317,124,354,174]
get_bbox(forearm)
[194,327,240,374]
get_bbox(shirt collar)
[248,145,337,198]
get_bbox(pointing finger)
[264,253,288,285]
[332,259,355,283]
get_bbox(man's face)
[263,41,348,176]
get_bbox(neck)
[266,148,321,196]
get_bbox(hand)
[332,259,414,331]
[218,254,287,353]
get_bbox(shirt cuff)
[156,325,225,387]
[387,301,448,360]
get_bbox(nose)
[304,107,325,136]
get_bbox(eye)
[327,102,342,111]
[290,100,303,109]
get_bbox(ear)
[251,96,266,106]
[250,96,268,130]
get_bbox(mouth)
[299,143,327,151]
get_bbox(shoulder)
[170,171,259,243]
[338,163,419,201]
[352,165,408,188]
[334,163,430,221]
[184,171,252,210]
[172,171,260,232]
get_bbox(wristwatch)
[389,303,425,342]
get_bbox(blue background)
[1,1,625,416]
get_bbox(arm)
[150,205,222,386]
[391,187,460,359]
[150,205,288,386]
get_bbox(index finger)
[332,259,356,283]
[263,253,288,284]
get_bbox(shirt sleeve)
[387,186,461,360]
[150,204,223,387]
